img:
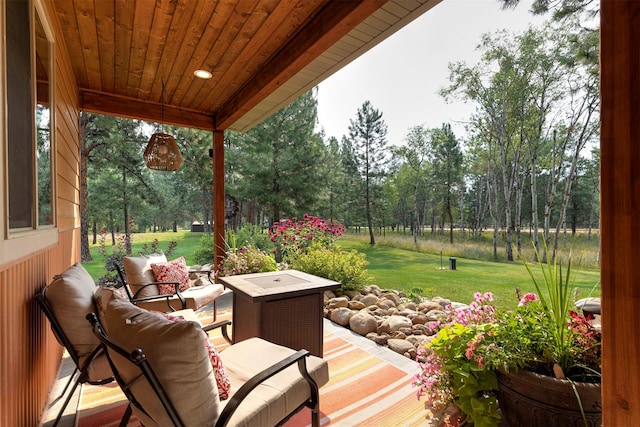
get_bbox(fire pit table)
[219,270,340,357]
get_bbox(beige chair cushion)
[44,263,113,381]
[123,252,166,298]
[220,337,330,427]
[99,297,220,426]
[131,283,225,313]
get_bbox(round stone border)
[323,285,466,360]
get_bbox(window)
[5,0,55,231]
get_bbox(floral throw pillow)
[158,312,231,400]
[151,256,191,295]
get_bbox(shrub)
[291,244,370,291]
[97,229,127,286]
[193,234,215,265]
[269,214,345,263]
[233,224,274,252]
[193,225,275,266]
[98,230,178,286]
[220,245,278,276]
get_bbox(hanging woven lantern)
[144,80,182,171]
[144,132,183,171]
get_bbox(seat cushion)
[123,252,166,298]
[133,283,225,313]
[220,337,330,427]
[99,298,220,427]
[44,263,109,378]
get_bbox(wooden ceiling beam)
[80,89,215,130]
[215,0,386,130]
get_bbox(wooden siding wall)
[0,0,81,425]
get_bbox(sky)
[316,0,547,146]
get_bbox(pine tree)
[348,101,388,245]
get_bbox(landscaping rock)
[412,324,433,335]
[405,302,417,311]
[323,287,463,361]
[418,301,443,313]
[379,315,413,334]
[348,300,366,310]
[359,294,379,307]
[387,338,415,356]
[381,292,402,306]
[324,290,337,301]
[406,334,429,347]
[426,309,447,321]
[349,311,378,336]
[411,314,429,325]
[377,299,396,310]
[432,296,452,308]
[366,332,389,346]
[327,297,349,309]
[329,307,353,326]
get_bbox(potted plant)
[413,249,601,427]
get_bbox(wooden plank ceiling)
[52,0,440,133]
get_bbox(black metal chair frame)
[115,264,186,312]
[87,313,321,427]
[36,290,132,427]
[115,264,225,320]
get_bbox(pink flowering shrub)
[413,288,601,427]
[269,214,345,263]
[413,292,502,427]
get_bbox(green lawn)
[335,235,600,310]
[83,230,204,279]
[84,230,601,310]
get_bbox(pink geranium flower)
[518,292,539,306]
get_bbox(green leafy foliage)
[414,269,601,427]
[291,244,370,291]
[192,234,214,265]
[220,246,277,276]
[231,224,274,252]
[192,225,275,266]
[97,227,178,286]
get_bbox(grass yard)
[83,229,205,279]
[84,229,601,311]
[336,235,600,310]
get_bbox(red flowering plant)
[413,250,601,427]
[269,214,345,264]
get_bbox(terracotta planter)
[496,370,601,427]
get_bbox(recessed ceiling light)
[194,69,212,79]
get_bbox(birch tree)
[392,125,431,243]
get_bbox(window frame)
[1,0,58,262]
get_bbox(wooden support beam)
[600,0,640,424]
[212,130,226,281]
[80,89,215,131]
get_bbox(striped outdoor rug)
[75,310,445,427]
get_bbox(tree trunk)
[123,167,131,255]
[530,159,540,261]
[79,115,92,262]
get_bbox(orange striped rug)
[75,310,451,427]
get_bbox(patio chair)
[36,263,131,427]
[116,252,225,320]
[87,291,329,427]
